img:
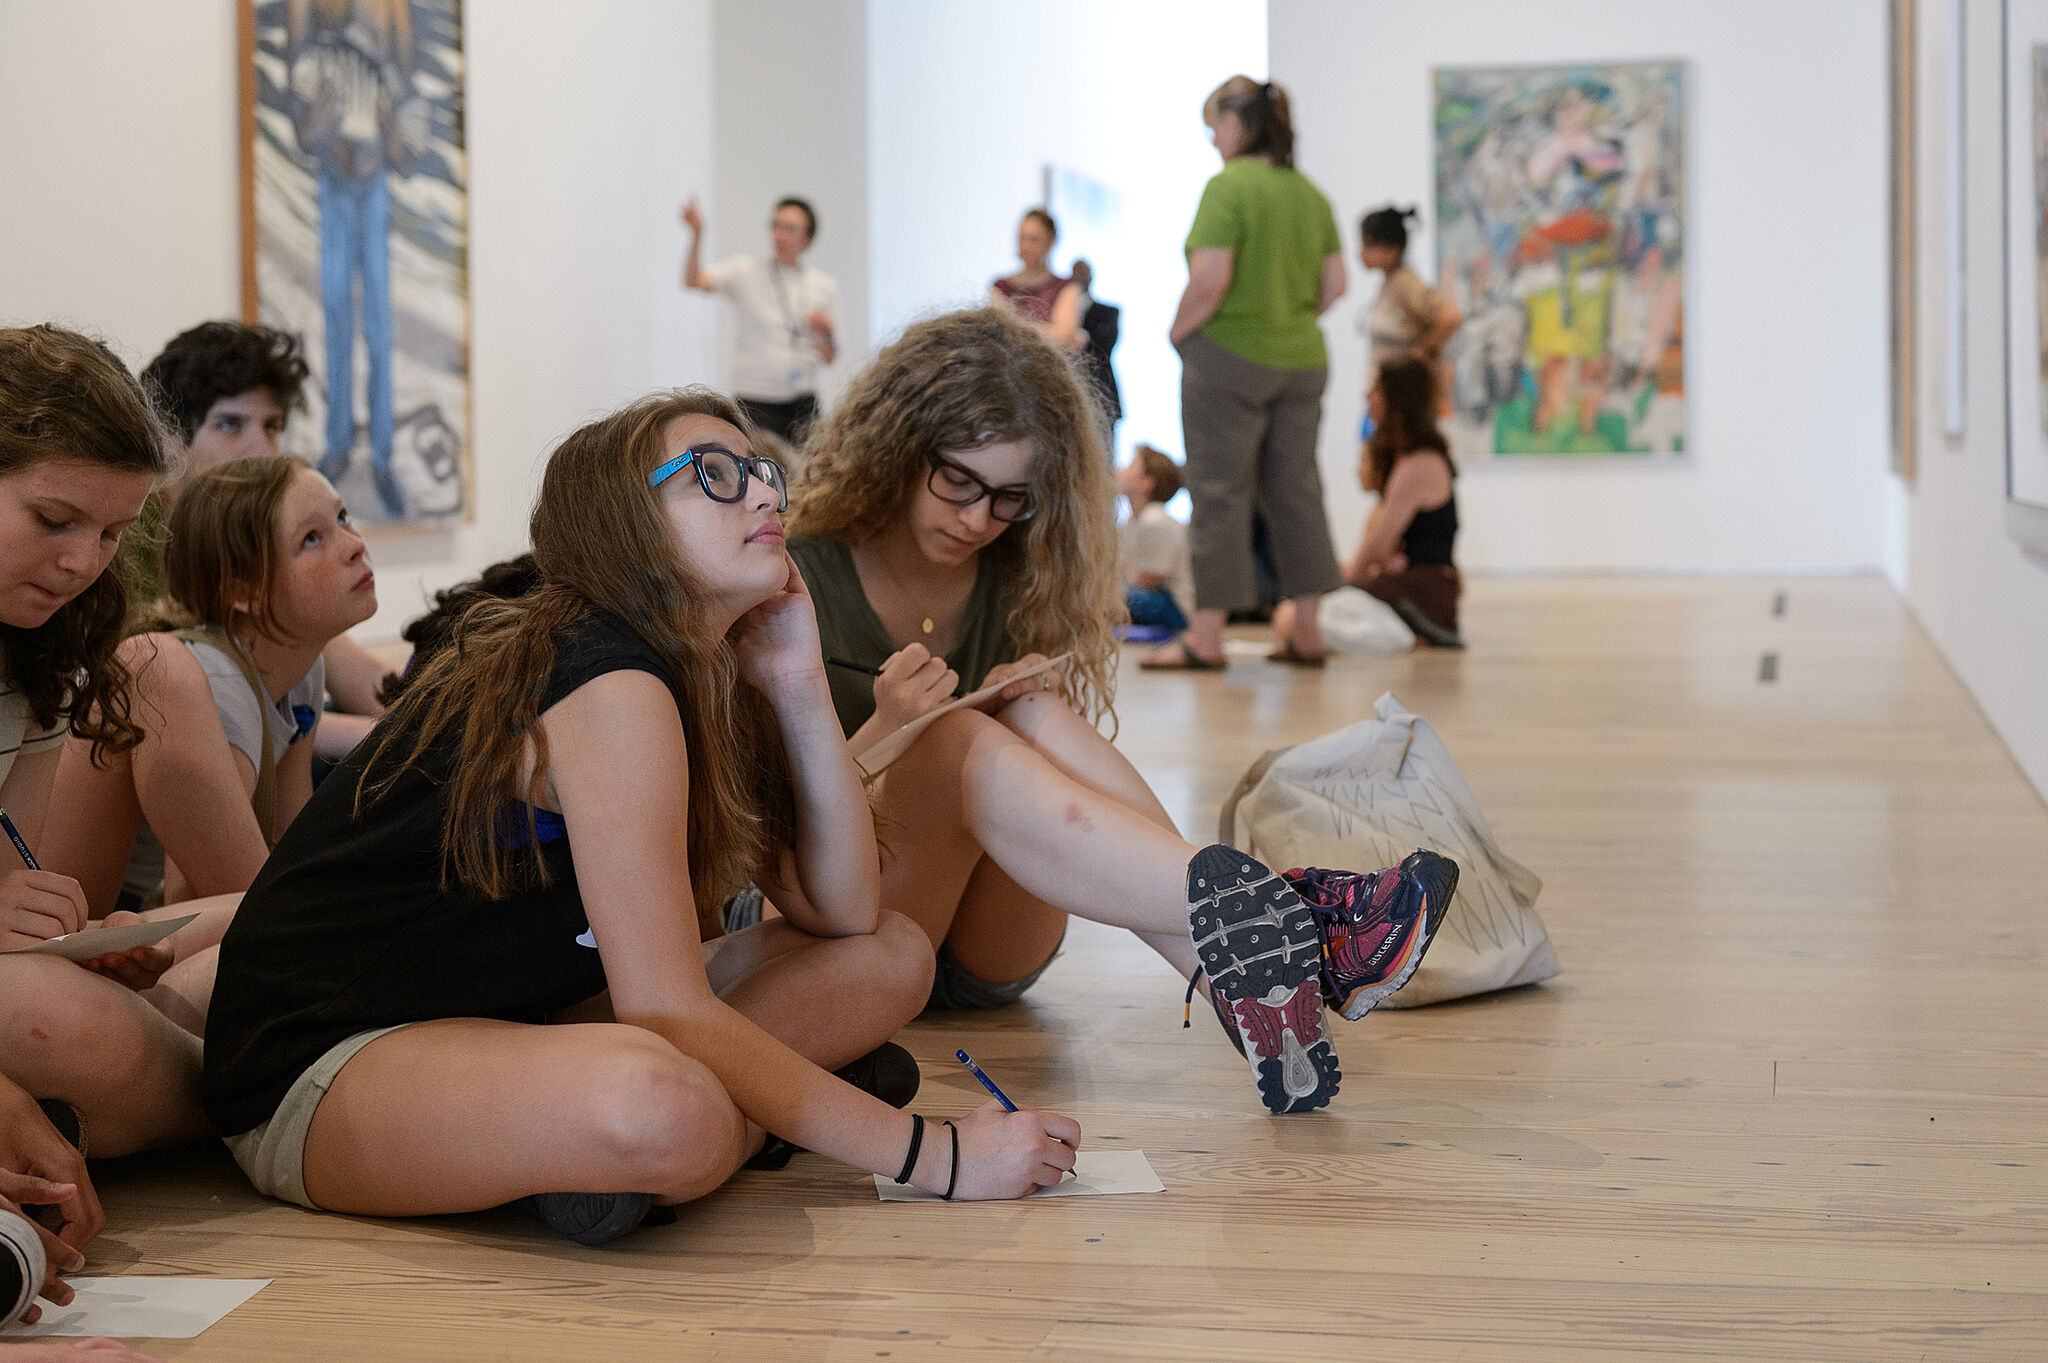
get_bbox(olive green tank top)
[787,534,1019,737]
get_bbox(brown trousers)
[1178,333,1343,612]
[1358,563,1462,640]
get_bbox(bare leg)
[1158,606,1227,663]
[300,910,934,1217]
[874,709,1202,983]
[302,1020,749,1215]
[1284,595,1327,655]
[992,692,1177,833]
[0,955,208,1157]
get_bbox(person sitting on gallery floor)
[1345,357,1464,648]
[135,321,396,759]
[43,457,377,919]
[0,324,241,1201]
[1116,443,1192,633]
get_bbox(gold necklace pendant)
[921,617,935,635]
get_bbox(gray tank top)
[120,638,326,902]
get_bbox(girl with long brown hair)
[199,389,1081,1244]
[787,307,1457,1116]
[45,456,376,918]
[1345,357,1464,647]
[0,323,194,1307]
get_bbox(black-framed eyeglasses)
[925,452,1035,523]
[648,444,788,512]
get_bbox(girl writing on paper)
[0,327,243,1302]
[785,307,1457,1115]
[200,390,1082,1244]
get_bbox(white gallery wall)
[709,0,870,411]
[866,0,1268,466]
[1272,0,1892,573]
[0,0,720,640]
[1902,2,2048,797]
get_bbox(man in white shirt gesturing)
[680,195,838,444]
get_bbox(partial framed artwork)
[2002,0,2048,553]
[1892,0,1919,479]
[1432,59,1686,461]
[240,0,472,528]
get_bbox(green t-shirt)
[787,534,1019,738]
[1184,158,1342,370]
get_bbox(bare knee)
[869,910,938,1017]
[0,957,163,1091]
[989,688,1079,742]
[582,1042,745,1201]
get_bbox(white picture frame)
[2002,0,2048,552]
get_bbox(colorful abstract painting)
[243,0,471,526]
[1433,61,1686,458]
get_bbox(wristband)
[941,1120,960,1200]
[894,1112,925,1185]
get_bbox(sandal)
[1140,639,1226,671]
[1267,641,1328,668]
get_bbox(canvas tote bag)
[1218,692,1559,1007]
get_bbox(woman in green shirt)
[1145,76,1348,670]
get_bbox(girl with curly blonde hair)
[787,308,1456,1115]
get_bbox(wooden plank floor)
[63,576,2048,1360]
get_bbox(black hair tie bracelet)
[941,1121,961,1200]
[894,1113,925,1185]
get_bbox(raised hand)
[946,1098,1082,1200]
[0,868,87,953]
[872,644,958,732]
[679,197,704,234]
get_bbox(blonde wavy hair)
[788,307,1123,726]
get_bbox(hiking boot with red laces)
[1288,850,1458,1021]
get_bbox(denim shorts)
[925,929,1066,1011]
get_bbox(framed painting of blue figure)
[240,0,471,526]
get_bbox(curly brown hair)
[0,325,168,763]
[786,307,1123,726]
[357,389,793,939]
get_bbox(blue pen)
[0,806,38,870]
[955,1048,1018,1112]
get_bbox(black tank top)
[201,610,685,1137]
[1398,446,1458,567]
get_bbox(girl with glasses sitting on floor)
[200,390,1082,1245]
[784,307,1458,1116]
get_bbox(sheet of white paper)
[3,1277,269,1340]
[24,913,198,963]
[855,652,1072,777]
[874,1148,1162,1202]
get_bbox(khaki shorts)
[223,1025,415,1209]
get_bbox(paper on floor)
[2,1278,269,1339]
[874,1148,1163,1201]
